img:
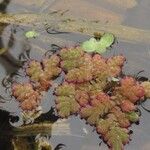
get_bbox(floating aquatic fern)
[8,33,150,150]
[26,55,61,91]
[97,117,130,150]
[54,46,148,150]
[12,83,41,111]
[55,83,80,118]
[80,92,114,125]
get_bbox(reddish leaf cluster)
[12,83,40,111]
[97,116,130,150]
[112,77,145,112]
[12,55,61,111]
[80,92,114,125]
[10,46,150,150]
[26,55,61,91]
[55,47,149,150]
[60,47,125,84]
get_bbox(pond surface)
[0,0,150,150]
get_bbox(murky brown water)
[0,0,150,150]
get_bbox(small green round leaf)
[81,38,98,52]
[98,33,115,48]
[95,45,107,54]
[25,30,39,38]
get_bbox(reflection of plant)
[11,54,61,123]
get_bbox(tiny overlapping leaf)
[80,92,113,125]
[55,83,80,118]
[81,38,99,52]
[12,83,40,111]
[97,116,129,150]
[115,77,145,103]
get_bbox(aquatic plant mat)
[1,38,150,150]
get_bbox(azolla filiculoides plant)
[7,34,150,150]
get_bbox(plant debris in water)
[5,33,150,150]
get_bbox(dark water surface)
[0,0,150,150]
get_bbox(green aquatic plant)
[25,30,39,38]
[26,55,61,91]
[81,38,99,52]
[54,47,147,150]
[80,92,114,125]
[12,83,41,111]
[8,43,150,150]
[55,83,80,118]
[97,116,130,150]
[81,33,115,53]
[125,111,139,123]
[96,33,115,51]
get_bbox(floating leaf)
[95,33,115,54]
[110,107,131,128]
[81,33,115,54]
[25,30,39,38]
[81,38,98,52]
[60,47,84,60]
[98,33,115,48]
[9,45,150,150]
[42,55,61,78]
[95,45,107,54]
[65,67,93,83]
